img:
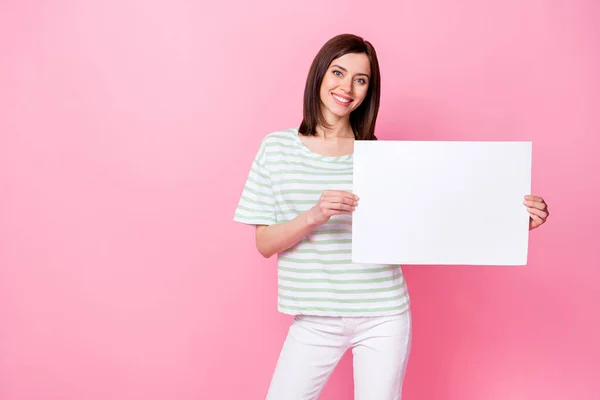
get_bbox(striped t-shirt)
[233,127,410,317]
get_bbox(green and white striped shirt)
[234,127,410,317]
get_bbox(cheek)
[354,86,369,104]
[321,76,334,92]
[320,84,336,104]
[319,86,329,103]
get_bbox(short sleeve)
[233,138,277,225]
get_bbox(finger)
[527,207,548,219]
[530,214,544,227]
[327,209,354,217]
[321,201,355,212]
[524,200,547,211]
[324,207,353,216]
[323,191,359,201]
[524,194,544,203]
[327,193,359,204]
[324,195,358,206]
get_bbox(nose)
[340,76,352,93]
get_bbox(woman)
[233,33,549,400]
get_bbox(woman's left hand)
[524,194,549,230]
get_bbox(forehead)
[329,53,371,75]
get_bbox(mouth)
[332,93,353,106]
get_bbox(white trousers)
[266,310,412,400]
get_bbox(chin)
[328,103,353,118]
[331,110,350,118]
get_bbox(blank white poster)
[351,141,532,266]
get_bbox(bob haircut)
[298,33,381,141]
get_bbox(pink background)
[1,0,599,399]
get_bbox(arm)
[255,190,359,258]
[255,213,319,258]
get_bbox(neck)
[316,125,354,139]
[317,107,354,139]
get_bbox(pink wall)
[1,0,598,399]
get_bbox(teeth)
[333,94,351,103]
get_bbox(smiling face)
[319,52,371,123]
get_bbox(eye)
[356,78,366,84]
[332,70,342,76]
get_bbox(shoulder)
[260,127,299,148]
[253,127,299,164]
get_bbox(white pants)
[266,310,412,400]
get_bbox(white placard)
[351,141,532,266]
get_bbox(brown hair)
[298,33,381,140]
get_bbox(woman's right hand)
[256,190,359,258]
[305,190,359,226]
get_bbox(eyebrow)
[331,64,370,78]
